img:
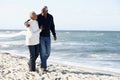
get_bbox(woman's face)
[31,13,37,20]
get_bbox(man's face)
[41,8,48,16]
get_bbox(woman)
[25,11,41,71]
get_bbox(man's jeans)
[40,36,51,69]
[28,44,39,71]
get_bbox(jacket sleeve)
[37,15,42,28]
[24,19,31,25]
[50,15,56,37]
[26,22,40,36]
[33,29,41,35]
[27,27,41,36]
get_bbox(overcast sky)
[0,0,120,30]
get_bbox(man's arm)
[26,24,41,36]
[24,19,31,27]
[37,15,42,29]
[50,15,57,41]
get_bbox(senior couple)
[25,6,57,72]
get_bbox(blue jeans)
[28,44,40,71]
[40,36,51,69]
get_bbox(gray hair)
[43,6,48,11]
[29,11,36,17]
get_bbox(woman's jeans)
[28,44,39,71]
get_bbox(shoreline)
[1,51,120,75]
[0,52,120,80]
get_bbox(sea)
[0,30,120,74]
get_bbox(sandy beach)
[0,53,120,80]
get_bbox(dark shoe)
[41,68,48,74]
[27,62,36,72]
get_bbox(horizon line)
[0,29,120,32]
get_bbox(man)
[38,6,57,72]
[25,6,57,72]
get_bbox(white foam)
[52,41,99,46]
[0,44,10,48]
[0,41,25,46]
[0,31,26,38]
[0,50,29,58]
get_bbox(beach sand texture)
[0,53,120,80]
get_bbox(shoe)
[41,68,48,74]
[28,62,36,72]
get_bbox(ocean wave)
[0,44,10,48]
[84,53,120,60]
[52,41,99,46]
[0,50,29,58]
[0,41,25,46]
[49,56,120,74]
[0,31,26,38]
[51,51,120,61]
[91,33,104,36]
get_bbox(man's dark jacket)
[37,13,56,37]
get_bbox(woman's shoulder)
[29,20,38,24]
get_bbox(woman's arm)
[33,29,41,35]
[27,27,41,36]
